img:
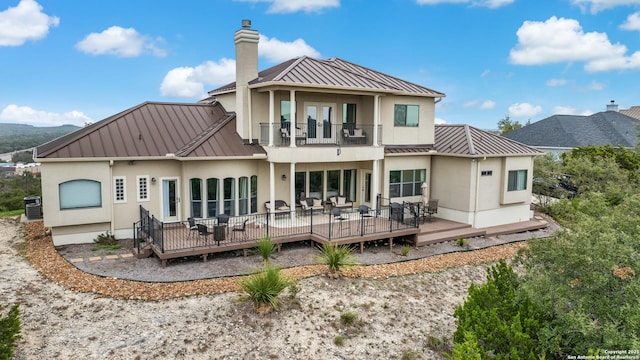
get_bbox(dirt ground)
[0,216,558,359]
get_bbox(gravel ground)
[0,215,560,360]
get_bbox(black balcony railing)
[135,203,418,255]
[259,123,380,146]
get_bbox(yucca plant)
[254,236,277,264]
[239,264,293,314]
[315,243,357,278]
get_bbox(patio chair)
[187,217,198,239]
[215,214,230,244]
[196,224,214,245]
[425,199,439,222]
[232,219,249,241]
[332,207,350,237]
[359,205,374,232]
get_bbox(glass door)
[162,178,180,222]
[306,103,335,144]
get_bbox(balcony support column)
[268,90,274,147]
[290,162,296,222]
[373,95,380,147]
[290,89,296,148]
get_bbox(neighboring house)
[503,101,640,157]
[620,105,640,120]
[35,20,541,246]
[0,165,16,177]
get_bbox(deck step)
[131,242,153,259]
[415,227,486,247]
[482,219,548,237]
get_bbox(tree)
[0,303,21,360]
[453,260,543,359]
[11,151,33,164]
[497,116,528,135]
[520,193,640,356]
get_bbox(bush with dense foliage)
[239,264,293,313]
[452,260,543,359]
[0,303,21,360]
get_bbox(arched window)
[239,176,249,215]
[223,177,235,215]
[59,179,101,209]
[206,178,219,218]
[250,175,258,213]
[190,178,202,218]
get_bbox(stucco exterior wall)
[379,96,435,145]
[431,156,473,212]
[501,156,534,205]
[381,155,432,203]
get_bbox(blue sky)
[1,0,639,130]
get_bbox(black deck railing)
[135,203,418,254]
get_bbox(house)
[35,20,541,246]
[502,101,640,157]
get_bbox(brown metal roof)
[621,106,640,120]
[384,144,435,154]
[36,102,266,159]
[209,56,445,97]
[434,124,542,157]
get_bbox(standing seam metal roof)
[209,56,445,97]
[36,102,266,159]
[434,125,542,156]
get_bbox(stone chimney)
[606,100,619,112]
[234,19,259,139]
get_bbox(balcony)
[259,123,381,147]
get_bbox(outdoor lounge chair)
[300,197,323,213]
[342,128,366,144]
[280,127,306,144]
[264,200,290,214]
[329,196,353,210]
[425,199,438,222]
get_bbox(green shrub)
[0,303,21,360]
[333,335,344,346]
[453,260,543,359]
[239,264,293,313]
[340,311,358,324]
[400,244,411,256]
[315,243,357,276]
[254,236,277,263]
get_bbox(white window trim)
[113,176,127,203]
[137,175,150,202]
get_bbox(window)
[206,178,218,217]
[280,100,291,124]
[389,169,426,197]
[137,176,149,202]
[508,170,528,191]
[223,177,235,215]
[343,169,357,202]
[327,170,340,198]
[239,176,249,215]
[60,179,101,210]
[394,104,419,127]
[342,103,356,124]
[295,172,306,202]
[309,171,323,199]
[190,178,203,218]
[113,176,126,203]
[250,176,258,213]
[481,170,493,176]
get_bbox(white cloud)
[416,0,514,8]
[259,34,320,63]
[546,78,567,86]
[160,58,236,98]
[621,11,640,31]
[552,106,593,115]
[587,80,605,90]
[0,104,92,127]
[508,103,542,118]
[509,16,640,72]
[570,0,640,14]
[480,100,496,109]
[463,100,495,109]
[236,0,339,13]
[0,0,59,46]
[75,26,166,57]
[435,117,447,124]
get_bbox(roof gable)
[209,56,444,97]
[36,102,265,159]
[435,124,541,157]
[502,111,640,148]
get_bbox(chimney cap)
[241,19,251,29]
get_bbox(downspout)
[109,159,115,235]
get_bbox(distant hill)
[0,123,80,153]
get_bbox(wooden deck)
[139,214,549,267]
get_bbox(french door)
[161,177,180,222]
[305,103,335,144]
